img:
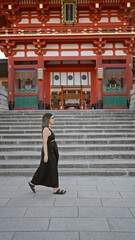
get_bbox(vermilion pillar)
[80,85,83,109]
[126,54,133,108]
[8,56,14,110]
[60,86,64,110]
[91,69,96,109]
[44,70,51,109]
[96,55,103,109]
[97,78,103,109]
[38,55,44,109]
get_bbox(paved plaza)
[0,176,135,240]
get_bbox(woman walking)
[28,113,66,195]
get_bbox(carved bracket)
[124,38,135,54]
[0,40,16,57]
[0,4,19,26]
[33,39,46,55]
[36,0,49,25]
[93,38,106,55]
[119,1,135,24]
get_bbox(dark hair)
[42,113,53,131]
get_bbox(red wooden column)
[91,69,97,109]
[44,70,51,109]
[38,56,44,109]
[8,56,14,110]
[60,86,64,110]
[96,55,103,109]
[126,54,133,108]
[80,85,83,109]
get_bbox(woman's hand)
[44,156,48,163]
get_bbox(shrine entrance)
[51,86,91,110]
[63,89,81,110]
[50,70,91,110]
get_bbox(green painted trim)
[15,89,37,93]
[103,88,127,93]
[103,95,127,107]
[15,96,38,108]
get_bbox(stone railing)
[130,84,135,109]
[0,82,8,111]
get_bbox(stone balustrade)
[130,84,135,109]
[0,82,8,111]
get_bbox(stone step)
[0,124,135,129]
[0,110,134,114]
[4,116,132,119]
[1,109,135,114]
[0,125,135,130]
[58,168,135,176]
[0,124,135,130]
[0,129,135,134]
[0,138,135,145]
[0,116,135,120]
[0,159,135,168]
[2,116,134,119]
[0,109,134,112]
[1,133,135,139]
[0,151,135,160]
[0,118,135,122]
[0,119,135,123]
[0,144,134,152]
[0,118,134,122]
[0,124,134,129]
[0,115,134,119]
[0,167,135,176]
[1,158,135,176]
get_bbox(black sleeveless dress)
[31,128,59,188]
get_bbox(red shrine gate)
[0,0,134,110]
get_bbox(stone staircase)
[0,109,135,176]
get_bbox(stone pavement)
[0,176,135,240]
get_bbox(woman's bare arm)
[43,127,50,163]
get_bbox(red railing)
[0,0,126,5]
[49,0,61,4]
[1,0,90,5]
[0,26,135,35]
[19,0,36,4]
[103,0,120,3]
[49,0,119,4]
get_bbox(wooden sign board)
[62,0,77,25]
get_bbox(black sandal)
[28,182,36,193]
[53,189,66,194]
